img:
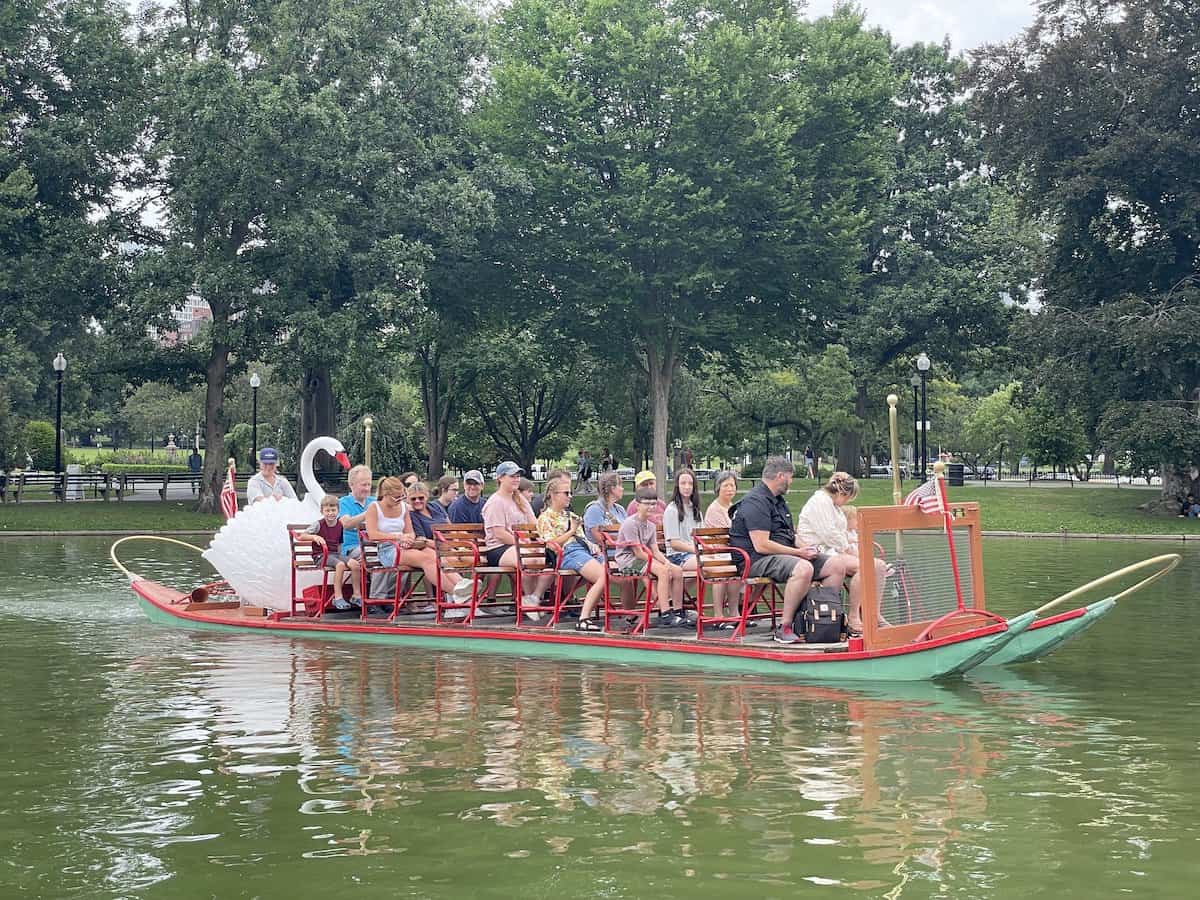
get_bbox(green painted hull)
[979,599,1115,667]
[135,594,1033,683]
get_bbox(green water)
[1,537,1198,898]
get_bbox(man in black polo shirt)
[730,456,846,643]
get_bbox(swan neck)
[300,441,324,502]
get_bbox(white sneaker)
[451,581,472,600]
[521,593,541,610]
[444,606,468,620]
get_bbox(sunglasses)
[409,495,427,502]
[555,489,573,496]
[389,494,405,503]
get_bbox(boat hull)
[131,579,1025,683]
[978,599,1115,667]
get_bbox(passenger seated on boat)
[584,472,627,546]
[625,470,666,523]
[448,469,486,524]
[796,472,885,635]
[536,474,606,631]
[663,468,701,575]
[482,461,557,608]
[430,475,458,520]
[406,482,444,538]
[246,447,296,503]
[337,465,375,602]
[843,505,859,554]
[365,476,470,604]
[519,477,536,510]
[728,456,846,645]
[617,486,687,628]
[1179,494,1200,518]
[531,468,570,517]
[297,494,353,607]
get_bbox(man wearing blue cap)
[246,447,297,503]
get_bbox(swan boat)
[113,431,1178,683]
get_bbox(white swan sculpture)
[202,436,352,610]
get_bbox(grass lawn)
[567,478,1194,536]
[0,501,224,533]
[0,478,1191,536]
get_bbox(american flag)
[903,478,943,515]
[220,460,238,521]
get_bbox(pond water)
[1,536,1198,898]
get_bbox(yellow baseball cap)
[634,469,656,486]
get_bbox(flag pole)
[887,394,902,504]
[934,461,966,610]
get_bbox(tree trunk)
[424,352,456,480]
[836,383,869,478]
[1157,462,1198,510]
[300,366,336,474]
[197,342,230,514]
[1101,449,1116,476]
[644,338,677,487]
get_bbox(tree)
[1,1,141,457]
[960,382,1027,476]
[468,328,592,472]
[120,382,204,447]
[128,0,495,510]
[698,346,862,467]
[1024,396,1089,479]
[1099,403,1200,508]
[481,0,841,485]
[830,39,1036,474]
[972,0,1200,498]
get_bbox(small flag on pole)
[903,478,943,515]
[220,459,238,521]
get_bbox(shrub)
[21,421,57,469]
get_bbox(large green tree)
[1,0,141,461]
[830,39,1036,474]
[128,0,494,509]
[972,0,1200,501]
[481,0,842,484]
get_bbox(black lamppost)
[910,373,921,480]
[916,352,931,481]
[52,352,66,500]
[249,371,261,468]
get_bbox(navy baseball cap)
[259,447,279,463]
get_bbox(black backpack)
[793,585,845,644]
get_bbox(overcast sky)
[806,1,1036,52]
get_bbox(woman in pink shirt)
[481,461,556,606]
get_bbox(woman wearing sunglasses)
[365,476,469,604]
[536,475,607,631]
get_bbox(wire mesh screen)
[870,526,975,627]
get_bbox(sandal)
[575,617,602,632]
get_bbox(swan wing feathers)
[202,498,325,610]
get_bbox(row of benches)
[0,470,351,503]
[0,471,206,502]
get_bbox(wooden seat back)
[288,523,326,569]
[694,526,741,581]
[433,523,481,575]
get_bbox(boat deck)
[192,601,852,653]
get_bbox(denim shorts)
[666,551,693,566]
[559,543,600,573]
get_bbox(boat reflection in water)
[114,637,1154,893]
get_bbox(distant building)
[154,296,212,346]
